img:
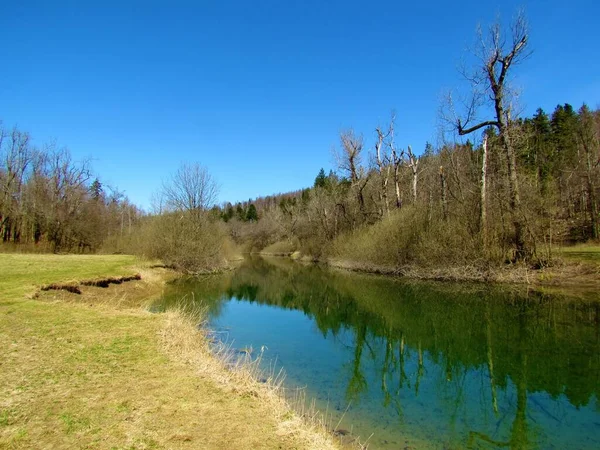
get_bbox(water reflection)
[156,256,600,449]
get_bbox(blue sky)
[2,0,598,209]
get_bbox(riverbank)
[0,254,341,449]
[260,243,600,291]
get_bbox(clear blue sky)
[2,0,598,210]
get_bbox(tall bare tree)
[162,162,219,219]
[383,119,404,209]
[336,130,370,222]
[452,12,531,260]
[375,124,391,217]
[337,129,363,184]
[406,145,420,204]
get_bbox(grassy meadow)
[0,254,338,450]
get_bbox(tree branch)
[458,120,499,135]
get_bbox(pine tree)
[314,168,327,188]
[90,178,103,201]
[246,204,258,222]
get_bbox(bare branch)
[458,119,499,135]
[162,162,219,217]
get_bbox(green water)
[155,256,600,449]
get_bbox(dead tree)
[375,125,392,217]
[388,124,404,209]
[338,130,363,184]
[453,12,531,260]
[480,135,489,248]
[380,116,416,210]
[337,130,370,221]
[406,145,419,204]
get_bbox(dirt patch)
[40,274,142,294]
[40,283,82,294]
[80,273,142,287]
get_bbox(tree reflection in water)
[157,256,600,449]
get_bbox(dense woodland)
[2,15,598,274]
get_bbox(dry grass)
[260,240,298,257]
[159,311,343,450]
[0,253,341,450]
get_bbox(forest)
[2,100,597,275]
[1,15,599,277]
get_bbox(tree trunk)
[407,146,419,204]
[480,136,488,249]
[382,174,390,217]
[440,166,448,221]
[375,133,390,217]
[412,168,418,204]
[500,127,526,260]
[393,163,402,209]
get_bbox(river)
[154,256,600,449]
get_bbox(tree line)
[219,100,598,269]
[0,123,141,252]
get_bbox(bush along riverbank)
[259,240,600,291]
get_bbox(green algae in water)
[156,257,600,449]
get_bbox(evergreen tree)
[522,108,554,191]
[235,204,246,221]
[90,178,103,201]
[551,103,579,172]
[222,203,234,222]
[246,203,258,222]
[423,142,435,158]
[314,168,327,188]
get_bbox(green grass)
[59,412,92,434]
[0,253,138,299]
[557,244,600,262]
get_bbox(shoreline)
[258,250,600,296]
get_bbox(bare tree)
[45,147,92,251]
[162,162,219,219]
[375,124,392,217]
[335,130,371,221]
[379,117,404,209]
[451,11,531,260]
[406,145,419,204]
[336,129,363,183]
[480,135,489,247]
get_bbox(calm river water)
[155,256,600,449]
